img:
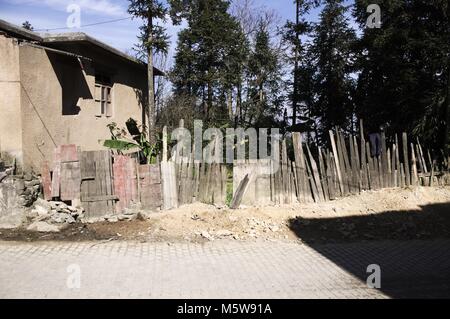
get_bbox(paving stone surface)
[0,239,449,298]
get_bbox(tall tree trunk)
[258,82,264,122]
[235,81,242,128]
[292,0,300,127]
[444,61,450,153]
[202,86,206,118]
[206,80,212,121]
[147,12,156,146]
[227,88,233,121]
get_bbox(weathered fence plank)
[80,150,115,218]
[402,133,411,186]
[411,143,418,186]
[318,148,329,201]
[230,173,250,209]
[329,130,344,196]
[139,164,162,210]
[306,144,324,202]
[41,161,52,201]
[337,131,350,195]
[51,146,61,198]
[113,155,137,213]
[360,120,368,190]
[161,160,178,210]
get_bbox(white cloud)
[5,0,126,17]
[1,0,185,68]
[76,0,126,16]
[0,9,64,29]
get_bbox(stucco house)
[0,19,163,172]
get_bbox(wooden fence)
[44,145,228,215]
[160,159,228,209]
[233,123,449,206]
[43,147,163,217]
[42,122,449,214]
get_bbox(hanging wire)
[34,16,132,32]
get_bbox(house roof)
[0,19,164,76]
[0,19,42,42]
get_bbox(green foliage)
[102,118,159,164]
[169,0,287,130]
[281,0,322,139]
[103,139,139,151]
[22,21,33,31]
[310,0,357,143]
[166,0,449,154]
[277,0,449,153]
[128,0,170,58]
[353,0,449,150]
[281,0,356,144]
[245,21,285,128]
[170,0,248,125]
[225,179,233,207]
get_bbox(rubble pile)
[81,207,144,224]
[26,198,85,232]
[243,217,284,239]
[194,229,238,241]
[189,216,285,242]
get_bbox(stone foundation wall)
[0,173,41,228]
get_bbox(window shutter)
[94,85,102,116]
[105,102,112,117]
[105,88,112,117]
[94,85,101,101]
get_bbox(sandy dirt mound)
[1,186,449,243]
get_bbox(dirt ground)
[1,186,450,243]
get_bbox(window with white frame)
[94,74,113,117]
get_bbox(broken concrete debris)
[247,217,282,233]
[24,198,84,232]
[200,230,214,241]
[215,229,233,237]
[27,221,63,233]
[80,208,144,224]
[195,229,236,241]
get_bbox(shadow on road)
[287,202,450,298]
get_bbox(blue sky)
[0,0,353,68]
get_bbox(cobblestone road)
[0,239,449,298]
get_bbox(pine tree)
[282,0,322,127]
[282,20,316,139]
[171,0,247,126]
[22,21,33,31]
[353,0,449,152]
[245,21,284,128]
[310,0,356,144]
[128,0,170,145]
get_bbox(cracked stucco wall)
[0,35,23,168]
[0,33,148,172]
